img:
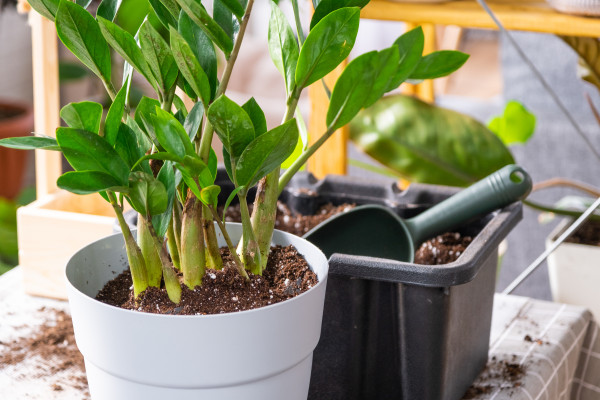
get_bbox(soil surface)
[565,219,600,246]
[463,355,526,399]
[414,232,473,265]
[97,245,318,315]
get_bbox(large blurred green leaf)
[349,95,515,187]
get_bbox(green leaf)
[148,0,178,28]
[327,47,398,130]
[207,95,255,160]
[170,27,211,106]
[177,166,202,199]
[200,185,221,208]
[179,12,218,99]
[349,95,515,187]
[128,171,168,216]
[139,20,178,96]
[242,98,267,136]
[104,83,128,146]
[28,0,59,20]
[386,26,424,91]
[183,101,204,140]
[152,161,176,237]
[172,95,189,117]
[56,127,130,185]
[76,0,92,9]
[55,0,111,83]
[208,148,218,180]
[487,101,536,146]
[60,101,103,133]
[235,119,299,188]
[296,7,360,88]
[126,115,153,152]
[97,16,158,93]
[135,96,161,133]
[174,0,234,57]
[57,170,125,195]
[96,0,122,21]
[0,136,60,151]
[214,0,234,40]
[409,50,469,80]
[115,123,152,173]
[268,2,299,95]
[218,0,244,19]
[310,0,369,29]
[151,108,196,158]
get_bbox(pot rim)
[546,217,600,248]
[65,222,329,320]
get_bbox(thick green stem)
[291,0,305,45]
[161,83,177,112]
[108,192,148,297]
[208,206,249,281]
[138,216,163,287]
[202,204,223,269]
[180,196,205,288]
[166,218,181,270]
[237,191,262,274]
[144,216,182,304]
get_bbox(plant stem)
[108,191,148,297]
[208,206,249,280]
[166,218,181,270]
[524,199,600,222]
[291,0,306,46]
[203,204,223,269]
[237,191,262,274]
[180,196,205,288]
[161,83,177,112]
[138,216,163,287]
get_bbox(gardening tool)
[303,164,532,262]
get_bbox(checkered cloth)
[1,267,599,399]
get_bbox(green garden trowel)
[303,164,532,262]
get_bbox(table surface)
[1,266,599,399]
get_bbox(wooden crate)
[17,190,118,299]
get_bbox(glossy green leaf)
[268,2,299,96]
[152,161,176,237]
[179,12,218,98]
[128,171,168,216]
[148,0,178,28]
[55,1,111,83]
[56,127,130,185]
[207,95,255,159]
[200,185,221,208]
[219,0,244,19]
[174,0,233,57]
[139,20,178,96]
[135,96,161,134]
[96,0,122,21]
[151,108,195,158]
[214,0,234,40]
[487,101,536,146]
[60,101,103,133]
[177,166,202,199]
[183,101,204,140]
[296,7,359,88]
[115,123,152,173]
[310,0,369,29]
[242,98,267,137]
[170,27,211,106]
[125,116,153,152]
[28,0,59,21]
[97,16,158,92]
[104,83,128,146]
[349,95,515,187]
[172,95,189,117]
[0,136,60,151]
[57,171,125,194]
[235,119,299,188]
[409,50,469,80]
[386,26,424,91]
[76,0,92,9]
[208,148,218,180]
[327,47,398,130]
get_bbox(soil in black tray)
[414,232,473,265]
[565,219,600,246]
[97,245,318,315]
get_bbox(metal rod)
[503,196,600,294]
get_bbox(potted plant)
[0,0,469,398]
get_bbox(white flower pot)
[65,223,328,400]
[546,219,600,321]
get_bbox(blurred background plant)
[0,188,35,275]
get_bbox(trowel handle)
[405,165,532,246]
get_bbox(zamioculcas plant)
[1,0,468,304]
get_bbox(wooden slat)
[30,12,61,198]
[308,63,348,178]
[363,0,600,38]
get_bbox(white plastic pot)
[546,219,600,321]
[65,223,328,400]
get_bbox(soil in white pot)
[564,219,600,246]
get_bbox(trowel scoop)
[303,164,532,262]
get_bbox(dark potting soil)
[462,356,526,399]
[0,308,89,396]
[96,245,318,315]
[414,232,473,265]
[565,219,600,246]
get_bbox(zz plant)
[1,0,468,304]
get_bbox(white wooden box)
[17,190,117,300]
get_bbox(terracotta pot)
[0,101,34,200]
